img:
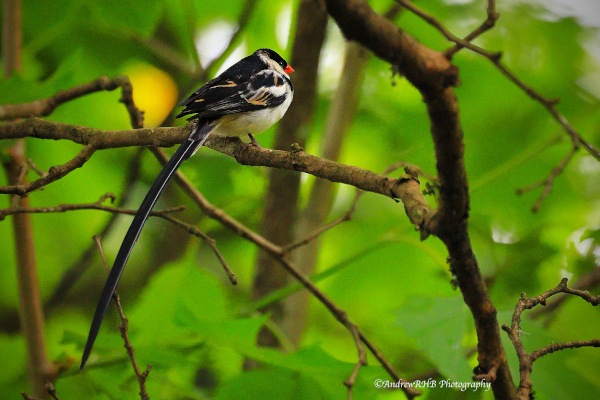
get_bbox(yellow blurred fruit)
[122,63,178,127]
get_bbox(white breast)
[215,84,293,137]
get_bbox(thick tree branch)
[323,0,516,398]
[0,119,432,232]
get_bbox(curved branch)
[0,76,143,128]
[0,144,96,195]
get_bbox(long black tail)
[80,124,211,370]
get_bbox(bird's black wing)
[177,69,291,119]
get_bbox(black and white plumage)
[80,48,293,370]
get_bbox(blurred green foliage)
[1,0,599,399]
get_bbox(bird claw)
[248,134,261,147]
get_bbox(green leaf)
[396,296,473,382]
[216,368,330,400]
[128,248,229,344]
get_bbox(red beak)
[285,65,294,74]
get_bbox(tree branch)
[0,195,237,286]
[501,278,600,400]
[0,75,143,127]
[0,118,432,233]
[323,1,516,398]
[3,2,53,398]
[395,0,600,214]
[0,144,97,195]
[92,236,151,400]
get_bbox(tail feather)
[80,124,212,370]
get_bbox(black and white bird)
[80,48,294,369]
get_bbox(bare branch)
[0,76,143,128]
[445,0,499,58]
[396,0,600,216]
[0,144,97,195]
[530,339,600,362]
[92,236,151,400]
[530,267,600,321]
[395,0,499,59]
[516,144,579,212]
[501,278,600,400]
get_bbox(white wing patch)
[241,70,288,106]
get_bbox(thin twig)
[501,278,600,400]
[282,190,363,254]
[516,144,579,212]
[530,267,600,322]
[0,192,178,219]
[394,0,600,214]
[530,339,600,362]
[0,195,237,285]
[0,144,97,195]
[92,236,151,400]
[45,382,60,400]
[445,0,499,58]
[395,0,500,59]
[343,325,368,400]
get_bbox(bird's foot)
[248,134,262,147]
